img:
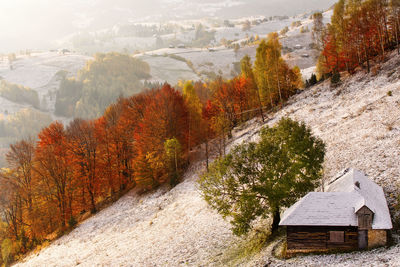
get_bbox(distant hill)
[0,0,336,53]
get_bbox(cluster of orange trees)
[318,0,400,76]
[0,33,302,263]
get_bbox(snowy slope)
[16,51,400,267]
[132,10,332,81]
[0,52,91,116]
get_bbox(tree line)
[0,32,302,265]
[0,81,40,109]
[55,53,151,119]
[316,0,400,78]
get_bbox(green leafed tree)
[198,118,325,236]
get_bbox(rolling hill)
[15,49,400,267]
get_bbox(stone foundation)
[368,230,387,248]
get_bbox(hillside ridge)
[16,51,400,267]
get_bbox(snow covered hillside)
[15,50,400,266]
[0,52,91,119]
[133,10,332,82]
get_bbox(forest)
[0,32,302,265]
[55,53,151,119]
[0,81,40,109]
[0,109,53,149]
[316,0,400,78]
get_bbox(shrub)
[387,91,393,96]
[68,216,78,229]
[280,26,289,35]
[331,72,341,85]
[1,239,13,266]
[306,73,318,87]
[300,26,310,33]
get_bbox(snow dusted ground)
[15,51,400,267]
[0,52,91,116]
[133,10,332,81]
[15,162,239,267]
[137,54,200,85]
[281,10,332,70]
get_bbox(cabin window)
[329,231,345,242]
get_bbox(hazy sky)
[0,0,336,53]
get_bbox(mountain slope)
[0,52,91,118]
[16,51,400,267]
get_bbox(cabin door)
[358,230,368,249]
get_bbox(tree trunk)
[271,208,281,233]
[188,113,191,153]
[174,147,178,174]
[266,75,274,108]
[256,87,265,122]
[205,139,209,171]
[89,189,97,214]
[275,63,283,105]
[396,18,400,55]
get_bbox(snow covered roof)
[279,169,393,229]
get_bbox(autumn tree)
[254,34,302,107]
[254,39,274,107]
[389,0,400,54]
[34,122,75,229]
[164,138,182,187]
[0,169,22,241]
[202,100,218,170]
[312,12,325,51]
[67,119,100,213]
[318,0,400,77]
[4,139,36,240]
[241,55,264,121]
[182,81,203,153]
[134,84,188,188]
[96,99,135,196]
[209,78,235,154]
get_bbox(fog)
[0,0,336,53]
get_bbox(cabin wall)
[286,226,358,252]
[368,230,387,248]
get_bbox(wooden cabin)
[280,169,392,254]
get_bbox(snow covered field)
[15,50,400,266]
[133,10,332,82]
[0,52,91,116]
[137,54,200,85]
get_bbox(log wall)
[287,226,358,251]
